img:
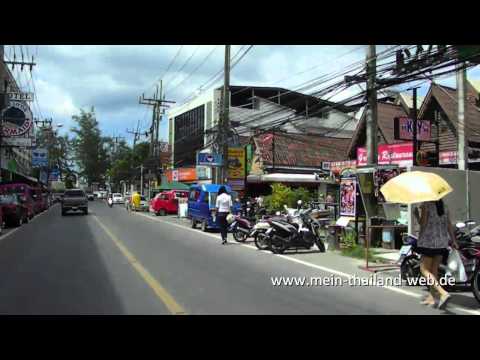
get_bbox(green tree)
[71,107,109,185]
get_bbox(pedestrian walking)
[215,186,233,245]
[416,199,459,309]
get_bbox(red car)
[0,193,29,227]
[0,183,35,220]
[150,190,189,216]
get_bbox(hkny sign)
[394,117,431,141]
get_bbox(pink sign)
[396,117,431,141]
[439,151,457,165]
[357,142,413,167]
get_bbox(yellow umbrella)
[380,171,452,205]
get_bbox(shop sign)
[228,147,245,180]
[8,92,34,102]
[394,117,431,141]
[1,100,33,136]
[340,177,356,217]
[228,179,245,190]
[439,150,480,165]
[357,142,413,167]
[197,152,223,166]
[32,148,48,167]
[323,160,357,174]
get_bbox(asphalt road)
[0,201,451,315]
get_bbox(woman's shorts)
[416,247,448,258]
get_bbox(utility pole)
[0,45,6,182]
[456,62,467,171]
[140,164,144,196]
[411,87,420,166]
[139,81,173,157]
[366,45,378,166]
[126,119,142,150]
[221,45,231,185]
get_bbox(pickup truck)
[61,189,88,216]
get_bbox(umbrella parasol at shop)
[380,171,453,205]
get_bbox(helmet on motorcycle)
[226,214,235,224]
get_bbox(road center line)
[135,212,480,315]
[91,215,187,315]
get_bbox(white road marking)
[134,212,480,315]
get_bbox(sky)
[6,45,480,145]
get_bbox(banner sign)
[1,100,33,136]
[32,148,48,167]
[394,117,431,141]
[197,152,223,167]
[340,178,356,217]
[323,160,357,174]
[8,92,34,102]
[357,142,413,167]
[439,150,480,165]
[227,147,245,179]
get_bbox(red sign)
[165,168,196,182]
[394,117,431,141]
[357,142,413,167]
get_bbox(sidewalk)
[148,213,480,314]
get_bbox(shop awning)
[156,181,190,191]
[247,173,332,184]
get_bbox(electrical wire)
[167,45,221,96]
[164,45,201,91]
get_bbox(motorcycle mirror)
[456,222,466,229]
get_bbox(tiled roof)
[254,132,351,167]
[347,102,410,156]
[426,83,480,143]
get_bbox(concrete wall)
[408,166,478,235]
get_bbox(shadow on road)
[0,206,125,315]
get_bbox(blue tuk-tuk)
[188,184,241,231]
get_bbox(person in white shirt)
[215,186,233,244]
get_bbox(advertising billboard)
[197,152,223,167]
[227,147,245,180]
[340,177,356,217]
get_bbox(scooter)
[400,222,480,304]
[107,197,113,208]
[266,201,325,254]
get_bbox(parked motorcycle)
[253,211,289,250]
[229,214,256,242]
[264,201,326,254]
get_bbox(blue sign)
[32,148,48,167]
[197,153,223,167]
[49,168,60,181]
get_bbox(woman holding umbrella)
[381,171,459,309]
[416,199,458,309]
